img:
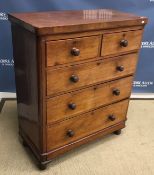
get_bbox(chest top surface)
[8,9,148,35]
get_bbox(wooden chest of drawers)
[8,9,148,170]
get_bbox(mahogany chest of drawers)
[8,9,148,169]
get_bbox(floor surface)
[0,100,154,175]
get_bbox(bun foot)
[38,163,47,170]
[113,129,121,135]
[22,140,28,147]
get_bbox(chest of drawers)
[8,9,148,170]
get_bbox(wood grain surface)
[47,99,129,151]
[8,9,147,168]
[47,53,138,96]
[11,24,41,151]
[47,76,133,124]
[46,35,101,67]
[8,10,148,35]
[101,30,143,56]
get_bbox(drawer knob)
[117,66,124,72]
[71,47,80,56]
[120,39,128,47]
[113,89,120,96]
[68,103,76,110]
[70,75,79,83]
[67,130,75,137]
[108,115,116,121]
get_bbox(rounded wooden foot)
[38,163,47,170]
[22,140,28,147]
[114,129,122,135]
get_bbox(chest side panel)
[11,24,41,154]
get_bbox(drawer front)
[47,53,138,96]
[47,76,133,124]
[47,99,129,151]
[101,30,143,56]
[46,35,101,67]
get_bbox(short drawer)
[46,35,101,67]
[101,30,143,56]
[47,53,138,96]
[47,99,129,151]
[47,76,133,124]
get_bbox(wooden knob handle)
[108,115,116,121]
[117,66,124,72]
[68,103,76,110]
[113,89,120,96]
[67,130,75,137]
[120,39,128,47]
[71,48,80,56]
[70,75,79,83]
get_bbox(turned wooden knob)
[116,65,124,72]
[71,48,80,56]
[120,39,128,47]
[67,130,75,137]
[113,89,120,96]
[68,103,76,110]
[108,115,116,121]
[70,75,79,83]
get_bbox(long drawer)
[101,30,143,56]
[46,35,101,67]
[47,99,129,151]
[47,53,138,96]
[47,76,133,124]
